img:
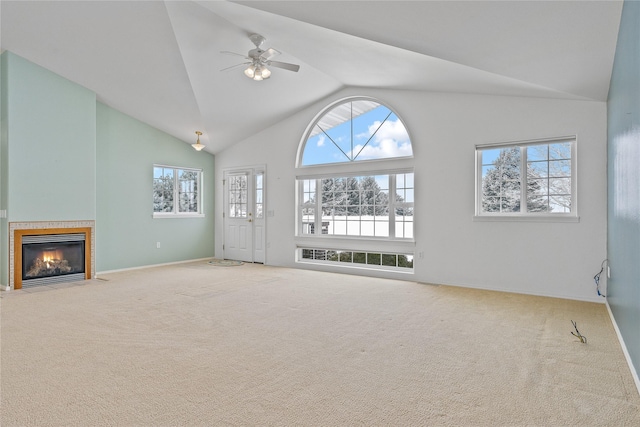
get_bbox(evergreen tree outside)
[303,173,413,237]
[481,147,547,213]
[153,167,174,212]
[178,170,199,212]
[303,249,413,269]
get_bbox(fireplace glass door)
[22,234,86,283]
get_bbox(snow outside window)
[153,165,204,218]
[475,137,577,220]
[298,172,414,239]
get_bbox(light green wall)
[4,52,96,222]
[0,51,215,283]
[96,103,215,272]
[0,52,96,286]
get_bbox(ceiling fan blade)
[260,48,280,61]
[221,51,249,59]
[220,62,250,72]
[268,60,300,72]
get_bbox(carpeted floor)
[1,262,639,426]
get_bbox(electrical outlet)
[156,242,161,249]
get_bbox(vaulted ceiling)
[1,1,623,154]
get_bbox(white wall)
[216,87,607,302]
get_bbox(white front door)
[223,168,266,263]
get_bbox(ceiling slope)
[0,1,623,153]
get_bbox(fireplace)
[21,234,86,286]
[10,222,94,290]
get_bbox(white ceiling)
[0,0,623,154]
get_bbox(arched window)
[296,98,415,272]
[300,98,412,166]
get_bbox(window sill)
[153,213,205,219]
[296,259,414,275]
[473,214,579,223]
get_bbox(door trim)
[222,165,266,263]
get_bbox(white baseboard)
[606,299,640,397]
[96,257,212,276]
[424,277,606,304]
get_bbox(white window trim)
[474,136,578,222]
[153,164,204,218]
[152,212,205,219]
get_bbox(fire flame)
[42,250,63,263]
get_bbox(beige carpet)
[1,262,639,426]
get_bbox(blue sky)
[302,105,412,166]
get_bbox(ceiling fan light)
[244,65,256,78]
[261,67,271,79]
[253,73,263,81]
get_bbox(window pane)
[528,161,548,178]
[339,252,352,262]
[178,170,198,213]
[153,167,174,213]
[381,254,396,267]
[228,175,248,218]
[299,172,413,239]
[549,178,571,195]
[549,142,571,160]
[527,194,548,212]
[527,145,548,161]
[374,221,389,237]
[550,196,571,213]
[302,100,413,166]
[404,221,414,239]
[480,140,573,215]
[481,147,521,213]
[405,173,414,188]
[549,160,571,177]
[154,166,202,215]
[481,148,501,165]
[346,219,361,236]
[353,252,367,264]
[367,253,381,265]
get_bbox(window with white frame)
[298,172,414,239]
[299,248,414,270]
[300,98,412,166]
[297,97,415,272]
[153,165,203,217]
[476,137,576,218]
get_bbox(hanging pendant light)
[192,131,205,151]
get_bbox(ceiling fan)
[221,33,300,81]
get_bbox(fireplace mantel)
[9,221,95,290]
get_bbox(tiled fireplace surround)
[9,221,95,290]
